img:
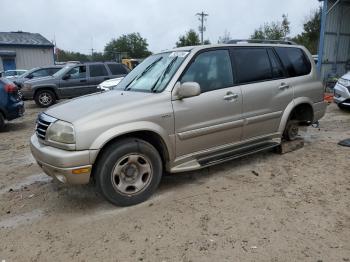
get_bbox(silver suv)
[30,43,326,206]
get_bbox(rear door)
[172,49,243,157]
[231,47,293,140]
[58,65,89,98]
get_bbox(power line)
[196,11,209,44]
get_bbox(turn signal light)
[72,167,91,175]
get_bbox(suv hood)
[45,90,156,123]
[25,76,54,85]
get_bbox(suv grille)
[36,113,56,140]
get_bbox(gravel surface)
[0,101,349,262]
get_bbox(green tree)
[250,14,290,40]
[56,49,90,62]
[91,52,108,62]
[104,33,152,60]
[292,8,321,54]
[176,29,201,47]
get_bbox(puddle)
[0,173,52,195]
[0,209,44,228]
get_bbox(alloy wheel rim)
[39,93,52,106]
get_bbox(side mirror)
[177,82,201,99]
[62,74,71,80]
[27,74,33,79]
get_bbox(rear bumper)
[5,100,24,121]
[30,135,95,184]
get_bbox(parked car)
[30,43,326,206]
[13,65,64,87]
[334,71,350,109]
[1,69,27,79]
[21,62,130,107]
[97,77,124,91]
[0,78,24,130]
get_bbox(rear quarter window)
[275,47,311,77]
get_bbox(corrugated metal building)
[318,0,350,81]
[0,31,54,72]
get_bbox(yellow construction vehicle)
[122,59,141,70]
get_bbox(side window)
[67,66,86,79]
[108,64,129,75]
[180,49,233,93]
[48,68,61,75]
[275,47,311,77]
[89,64,108,77]
[267,49,284,78]
[232,48,272,84]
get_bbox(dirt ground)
[0,101,349,262]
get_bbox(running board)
[198,141,279,167]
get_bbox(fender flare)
[33,85,59,99]
[89,121,174,162]
[278,97,314,134]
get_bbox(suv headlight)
[338,78,350,87]
[47,120,75,145]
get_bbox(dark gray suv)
[21,62,130,107]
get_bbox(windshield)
[52,65,73,78]
[21,68,38,78]
[114,51,189,93]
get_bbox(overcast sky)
[1,0,321,54]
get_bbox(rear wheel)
[94,138,163,206]
[283,120,299,141]
[34,89,56,108]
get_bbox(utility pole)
[196,11,209,44]
[90,37,94,60]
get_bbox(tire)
[338,103,350,111]
[283,120,299,141]
[0,113,5,131]
[34,89,56,108]
[94,138,163,206]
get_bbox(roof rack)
[226,39,296,45]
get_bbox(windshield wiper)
[150,56,178,93]
[124,57,163,91]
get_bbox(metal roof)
[0,32,54,48]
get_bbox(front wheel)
[94,138,163,206]
[34,89,56,108]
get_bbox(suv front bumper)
[334,83,350,106]
[30,135,95,184]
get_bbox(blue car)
[0,77,24,130]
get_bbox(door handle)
[223,92,239,101]
[279,83,289,90]
[104,77,109,80]
[80,79,87,83]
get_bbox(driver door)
[172,49,243,157]
[59,65,88,98]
